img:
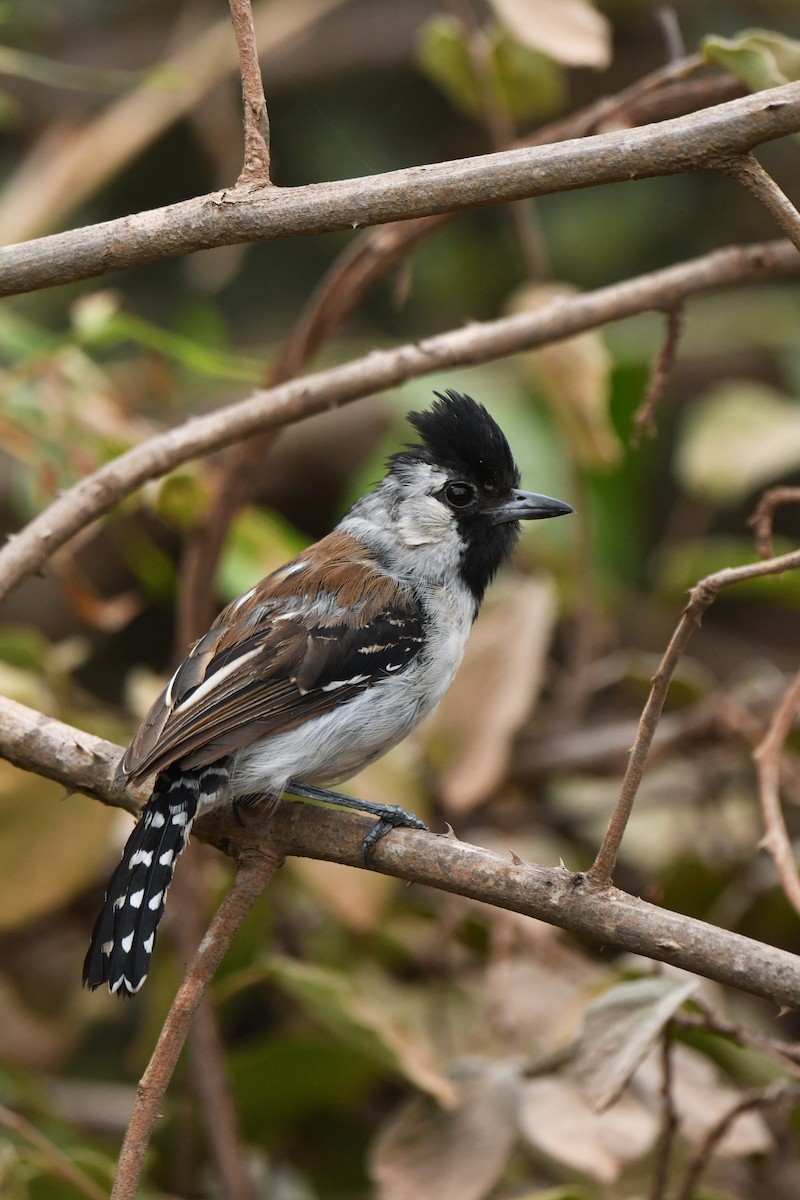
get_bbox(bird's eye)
[443,481,476,509]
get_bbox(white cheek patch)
[397,496,454,546]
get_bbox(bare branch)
[588,547,800,886]
[674,1082,800,1200]
[1,84,799,297]
[723,152,800,253]
[748,485,800,557]
[3,695,800,1010]
[1,239,798,611]
[111,848,279,1200]
[754,669,800,915]
[229,0,271,185]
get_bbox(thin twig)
[0,1103,108,1200]
[170,859,259,1200]
[748,485,800,557]
[1,239,799,612]
[228,0,271,185]
[723,152,800,254]
[676,1004,800,1075]
[631,303,685,446]
[673,1081,799,1200]
[754,669,800,915]
[649,1025,678,1200]
[2,83,800,297]
[111,848,278,1200]
[587,547,800,886]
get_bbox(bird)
[83,389,573,996]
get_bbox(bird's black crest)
[393,390,520,491]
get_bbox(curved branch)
[1,84,799,297]
[0,238,798,608]
[3,694,800,1012]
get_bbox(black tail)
[83,762,227,997]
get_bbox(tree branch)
[1,239,798,610]
[229,0,271,185]
[754,668,800,915]
[1,84,799,297]
[111,848,279,1200]
[587,548,800,887]
[723,151,800,253]
[3,694,800,1011]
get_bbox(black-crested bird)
[84,390,573,996]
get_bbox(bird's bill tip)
[490,489,574,524]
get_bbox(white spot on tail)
[150,811,165,829]
[102,940,113,957]
[171,810,189,827]
[143,934,154,954]
[120,933,134,953]
[148,890,163,911]
[129,889,144,909]
[159,849,175,867]
[129,849,153,868]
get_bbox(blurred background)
[3,1,800,1196]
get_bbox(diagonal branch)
[111,847,279,1200]
[754,668,800,915]
[587,548,800,887]
[2,83,800,297]
[1,238,799,610]
[722,151,800,253]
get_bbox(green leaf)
[702,29,800,91]
[674,381,800,504]
[216,507,307,602]
[267,957,458,1105]
[655,536,800,606]
[416,16,565,123]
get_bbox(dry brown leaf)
[509,282,619,468]
[426,577,557,813]
[488,0,612,69]
[571,976,698,1111]
[289,749,423,930]
[518,1074,657,1183]
[0,766,116,931]
[634,1042,773,1157]
[371,1058,521,1200]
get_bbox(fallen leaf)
[635,1042,773,1157]
[371,1058,522,1200]
[509,283,619,468]
[571,976,698,1110]
[518,1074,657,1183]
[675,381,800,504]
[426,577,557,813]
[268,957,458,1107]
[489,0,612,69]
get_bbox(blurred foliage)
[3,0,800,1197]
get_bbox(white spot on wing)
[321,674,370,692]
[171,810,189,827]
[174,647,261,712]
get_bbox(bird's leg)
[285,780,428,868]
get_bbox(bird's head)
[357,390,573,603]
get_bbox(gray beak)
[490,488,574,525]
